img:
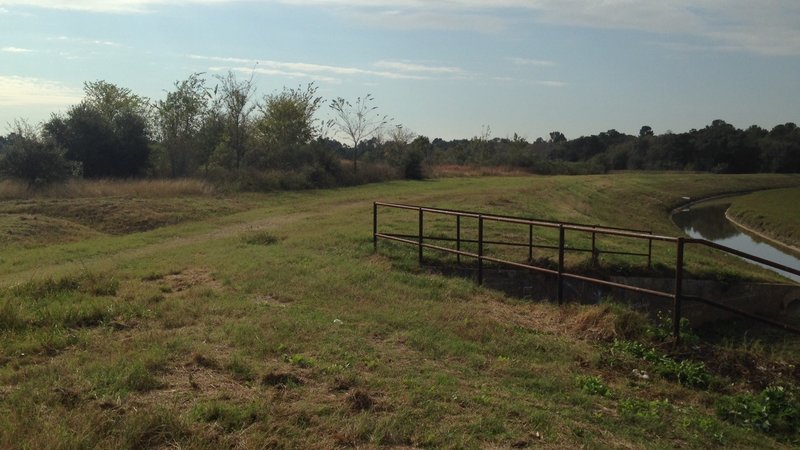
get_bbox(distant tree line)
[1,74,798,189]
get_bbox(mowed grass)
[727,187,800,249]
[1,173,800,448]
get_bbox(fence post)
[456,215,461,264]
[591,226,598,265]
[418,208,424,266]
[528,223,534,262]
[673,238,685,341]
[478,215,484,285]
[648,232,653,269]
[558,225,565,305]
[373,202,378,252]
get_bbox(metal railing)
[373,202,800,340]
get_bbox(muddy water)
[672,198,800,284]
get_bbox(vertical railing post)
[647,233,654,270]
[558,225,565,305]
[373,202,378,252]
[456,215,461,264]
[528,223,534,262]
[478,215,484,285]
[418,208,424,266]
[591,226,598,266]
[673,238,685,341]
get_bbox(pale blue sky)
[1,0,798,140]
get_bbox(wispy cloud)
[3,0,799,55]
[374,60,464,75]
[190,54,459,82]
[51,36,121,47]
[0,76,81,106]
[508,57,555,67]
[2,47,35,53]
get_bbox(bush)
[717,386,800,437]
[0,133,74,187]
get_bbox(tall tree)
[44,81,152,178]
[157,73,210,177]
[253,83,324,169]
[217,71,256,170]
[329,94,389,172]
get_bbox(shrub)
[717,386,800,436]
[0,133,74,187]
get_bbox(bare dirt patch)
[155,268,223,295]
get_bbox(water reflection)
[672,199,800,284]
[673,202,740,241]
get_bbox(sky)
[1,0,799,141]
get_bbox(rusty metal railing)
[373,202,800,340]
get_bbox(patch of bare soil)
[151,268,224,295]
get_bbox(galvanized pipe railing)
[373,202,800,340]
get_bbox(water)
[672,198,800,284]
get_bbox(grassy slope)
[1,173,799,449]
[727,187,800,249]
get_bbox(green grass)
[727,187,800,249]
[0,173,799,448]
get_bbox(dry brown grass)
[428,164,530,178]
[0,178,213,200]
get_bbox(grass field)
[727,187,800,250]
[1,173,800,448]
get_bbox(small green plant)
[285,353,315,368]
[611,339,709,388]
[646,311,699,344]
[0,299,26,331]
[577,375,611,397]
[226,356,255,382]
[716,386,800,437]
[619,398,671,425]
[242,231,280,246]
[191,401,262,432]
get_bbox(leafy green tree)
[217,71,256,170]
[156,73,211,177]
[253,83,324,169]
[0,122,73,186]
[329,94,389,172]
[44,81,152,178]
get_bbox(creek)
[672,197,800,284]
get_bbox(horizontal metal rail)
[684,295,800,335]
[688,239,800,277]
[373,202,800,340]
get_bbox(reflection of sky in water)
[674,202,800,284]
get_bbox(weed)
[242,231,280,246]
[618,398,671,426]
[577,375,611,397]
[226,356,255,382]
[0,299,25,331]
[121,408,190,449]
[285,353,315,368]
[611,340,709,388]
[716,386,800,437]
[191,400,262,432]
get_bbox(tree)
[217,71,256,170]
[329,94,389,172]
[639,125,654,137]
[253,83,324,169]
[44,81,152,178]
[156,73,210,177]
[0,121,73,186]
[383,124,416,166]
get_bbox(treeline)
[0,74,399,190]
[1,73,798,190]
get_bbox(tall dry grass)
[428,164,530,178]
[0,178,214,200]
